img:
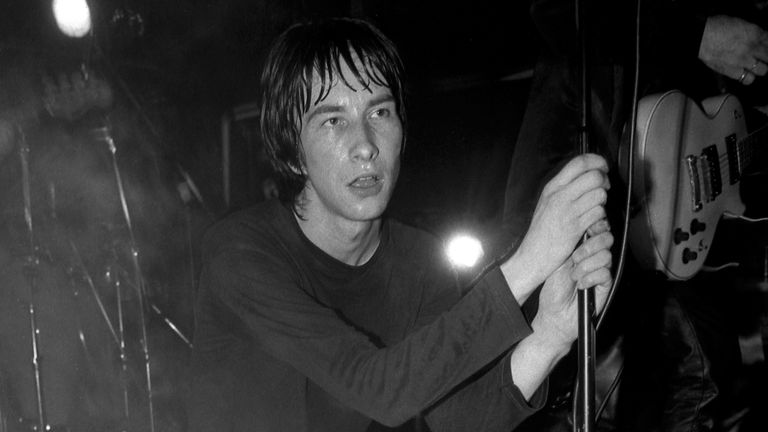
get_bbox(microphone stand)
[150,303,193,349]
[576,0,596,431]
[68,240,120,348]
[16,127,47,432]
[67,237,132,423]
[104,252,131,426]
[177,177,199,301]
[94,123,156,432]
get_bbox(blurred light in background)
[52,0,92,38]
[446,234,484,268]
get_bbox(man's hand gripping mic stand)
[576,0,596,431]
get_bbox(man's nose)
[350,122,379,162]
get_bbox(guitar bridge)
[685,155,703,212]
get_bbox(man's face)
[298,58,402,224]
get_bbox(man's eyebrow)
[305,104,344,124]
[367,94,395,109]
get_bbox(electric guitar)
[622,90,766,280]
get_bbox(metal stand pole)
[17,127,48,432]
[150,304,193,349]
[67,240,128,427]
[16,141,46,432]
[68,241,120,348]
[95,124,156,432]
[576,0,596,431]
[106,264,131,425]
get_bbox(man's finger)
[572,231,614,264]
[750,60,768,77]
[594,280,613,315]
[545,154,608,191]
[577,205,607,233]
[572,249,612,281]
[586,219,611,237]
[573,186,608,217]
[575,267,612,290]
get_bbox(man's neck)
[295,211,382,266]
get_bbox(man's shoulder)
[202,200,290,255]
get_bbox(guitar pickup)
[685,155,703,212]
[725,134,741,185]
[701,145,722,201]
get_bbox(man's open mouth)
[349,175,381,188]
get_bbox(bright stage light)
[446,234,484,268]
[52,0,92,38]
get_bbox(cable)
[724,211,768,222]
[597,0,640,333]
[595,363,624,420]
[701,262,740,272]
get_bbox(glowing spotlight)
[446,234,484,268]
[52,0,92,38]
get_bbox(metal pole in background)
[95,123,156,432]
[17,127,47,432]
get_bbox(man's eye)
[371,108,390,118]
[323,117,341,127]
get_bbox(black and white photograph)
[1,1,768,431]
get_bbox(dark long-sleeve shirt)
[188,200,545,432]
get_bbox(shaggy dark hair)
[259,17,407,210]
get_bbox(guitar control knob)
[682,248,698,264]
[690,219,706,235]
[674,228,690,245]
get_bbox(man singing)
[188,17,613,432]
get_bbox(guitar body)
[626,90,748,280]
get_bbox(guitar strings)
[704,139,754,181]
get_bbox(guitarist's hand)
[501,153,609,303]
[699,15,768,86]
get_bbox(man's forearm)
[508,330,571,400]
[499,253,544,305]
